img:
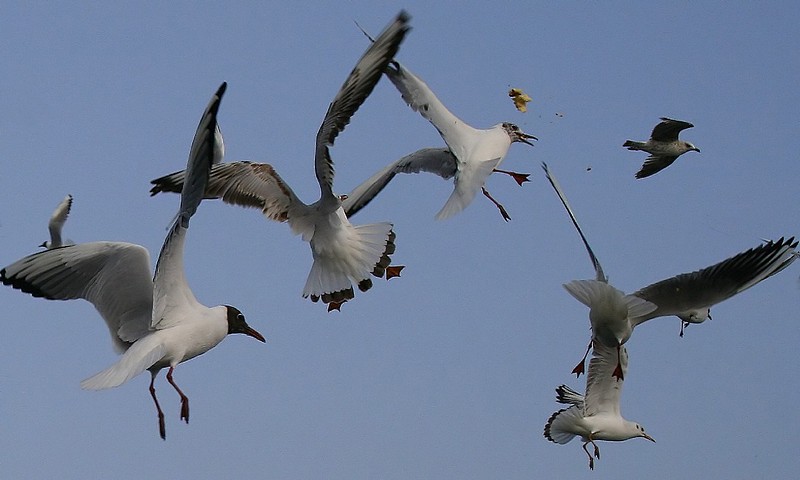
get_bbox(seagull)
[150,12,410,312]
[623,117,700,179]
[1,82,266,440]
[544,341,655,470]
[352,23,537,222]
[40,194,73,248]
[543,163,798,379]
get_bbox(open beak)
[245,326,266,343]
[517,132,538,146]
[643,433,656,443]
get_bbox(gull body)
[40,194,73,248]
[1,83,265,439]
[543,163,798,377]
[624,117,700,179]
[544,341,655,470]
[150,13,410,311]
[380,62,536,221]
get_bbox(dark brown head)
[225,305,265,342]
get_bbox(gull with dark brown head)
[2,83,266,440]
[150,13,410,312]
[623,117,700,179]
[543,163,798,379]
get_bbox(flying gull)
[544,341,655,470]
[1,83,266,439]
[543,163,797,379]
[623,117,700,179]
[150,12,410,312]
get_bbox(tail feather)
[563,279,622,308]
[544,406,581,444]
[80,340,165,390]
[303,221,396,302]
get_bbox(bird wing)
[314,11,410,200]
[343,147,456,217]
[632,237,798,326]
[150,161,303,223]
[542,163,607,282]
[584,341,626,416]
[1,242,154,353]
[650,117,694,142]
[47,194,73,248]
[384,61,480,159]
[152,82,225,330]
[634,155,677,179]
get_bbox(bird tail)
[303,220,396,304]
[562,279,620,308]
[544,406,581,444]
[80,340,165,390]
[623,140,645,150]
[435,159,497,221]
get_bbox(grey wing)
[314,12,410,198]
[1,242,154,352]
[177,82,227,228]
[343,147,456,217]
[632,237,798,325]
[47,194,73,248]
[542,162,607,282]
[151,161,303,223]
[584,341,626,416]
[635,155,677,179]
[651,117,694,142]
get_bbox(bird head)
[501,122,537,146]
[225,306,265,342]
[634,423,656,442]
[685,141,700,153]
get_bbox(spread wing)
[1,242,154,353]
[151,161,303,223]
[384,61,479,159]
[584,341,626,416]
[542,163,606,282]
[314,11,410,199]
[650,117,693,142]
[152,82,226,329]
[635,155,678,179]
[343,147,456,217]
[632,237,798,325]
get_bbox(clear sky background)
[1,2,798,478]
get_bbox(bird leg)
[572,340,592,378]
[612,345,624,381]
[166,366,190,424]
[149,372,166,440]
[493,169,530,186]
[481,187,511,221]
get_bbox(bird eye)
[237,313,245,321]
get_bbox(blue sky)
[1,2,798,478]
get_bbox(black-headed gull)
[150,12,410,312]
[40,194,73,248]
[543,163,798,379]
[623,117,700,179]
[352,23,536,221]
[544,341,655,471]
[2,83,266,440]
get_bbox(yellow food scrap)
[508,88,532,112]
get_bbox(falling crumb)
[508,88,532,112]
[586,166,592,171]
[555,112,564,118]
